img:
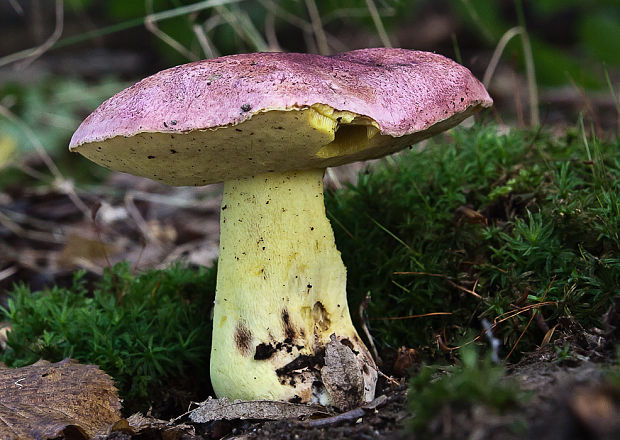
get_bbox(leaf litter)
[0,358,121,440]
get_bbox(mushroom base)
[210,169,377,407]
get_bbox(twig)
[0,104,90,219]
[124,191,161,246]
[145,0,199,61]
[305,408,364,428]
[482,23,539,126]
[16,0,64,69]
[482,26,523,88]
[394,271,482,299]
[215,4,268,51]
[192,24,219,59]
[304,395,388,428]
[435,298,558,353]
[0,0,242,68]
[505,276,556,360]
[370,312,452,321]
[304,0,329,54]
[365,0,392,47]
[358,292,382,364]
[0,266,18,283]
[514,0,540,126]
[8,0,24,15]
[264,4,282,51]
[493,301,558,326]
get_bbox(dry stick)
[258,0,316,53]
[124,191,162,247]
[365,0,392,47]
[90,201,112,270]
[370,312,452,321]
[8,0,24,15]
[482,26,523,88]
[0,105,90,219]
[264,5,282,52]
[505,276,556,361]
[358,293,382,364]
[436,299,558,352]
[145,0,199,61]
[515,0,540,127]
[482,25,539,127]
[0,0,242,68]
[192,24,219,59]
[232,5,270,51]
[17,0,64,69]
[0,211,62,243]
[305,407,365,428]
[493,301,558,326]
[215,4,268,52]
[394,271,482,299]
[305,395,388,428]
[304,0,329,54]
[0,266,18,283]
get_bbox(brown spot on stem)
[282,308,296,340]
[234,323,252,356]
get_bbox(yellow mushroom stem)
[210,168,377,405]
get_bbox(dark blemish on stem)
[234,323,252,356]
[254,342,276,360]
[147,155,155,159]
[282,308,296,340]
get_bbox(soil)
[101,316,620,440]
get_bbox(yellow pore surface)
[73,105,405,186]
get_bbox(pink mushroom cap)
[70,48,492,185]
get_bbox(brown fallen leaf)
[391,346,418,377]
[570,385,620,438]
[0,358,121,440]
[189,397,330,423]
[111,413,194,440]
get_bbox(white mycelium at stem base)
[210,169,377,405]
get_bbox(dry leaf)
[111,413,194,440]
[570,385,620,437]
[0,358,121,440]
[189,397,329,423]
[392,346,418,377]
[540,323,559,348]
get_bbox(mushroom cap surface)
[70,48,492,185]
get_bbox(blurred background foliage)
[1,0,620,169]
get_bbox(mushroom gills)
[309,104,381,159]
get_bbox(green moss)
[1,262,217,413]
[407,345,527,434]
[326,124,620,358]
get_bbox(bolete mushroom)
[69,48,492,408]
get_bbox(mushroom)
[69,48,492,408]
